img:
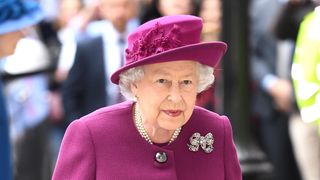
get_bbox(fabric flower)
[126,23,183,64]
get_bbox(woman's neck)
[133,103,180,144]
[144,123,174,144]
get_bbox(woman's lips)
[163,110,182,117]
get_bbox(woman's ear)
[130,82,138,95]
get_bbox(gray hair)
[118,62,215,100]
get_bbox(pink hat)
[111,15,227,84]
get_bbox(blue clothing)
[5,74,49,140]
[0,80,12,180]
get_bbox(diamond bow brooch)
[187,132,214,153]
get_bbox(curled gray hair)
[118,62,215,100]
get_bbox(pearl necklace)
[134,104,181,145]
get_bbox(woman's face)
[131,60,198,131]
[158,0,192,16]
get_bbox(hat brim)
[0,9,43,35]
[111,41,227,84]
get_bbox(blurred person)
[61,0,139,125]
[39,0,97,83]
[200,0,222,42]
[1,37,51,180]
[55,0,139,82]
[292,0,320,135]
[273,0,315,44]
[39,0,99,122]
[140,0,201,24]
[272,0,320,179]
[84,0,139,36]
[291,2,320,179]
[196,0,223,112]
[42,0,133,172]
[0,0,43,179]
[43,0,93,124]
[36,0,89,174]
[39,0,102,86]
[53,15,241,180]
[249,0,301,179]
[157,0,194,16]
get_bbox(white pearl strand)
[134,104,181,145]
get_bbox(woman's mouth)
[163,110,182,117]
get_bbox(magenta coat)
[52,101,242,180]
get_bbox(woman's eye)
[182,80,192,85]
[157,79,167,84]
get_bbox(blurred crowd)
[0,0,319,180]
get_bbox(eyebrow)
[152,70,170,77]
[152,69,196,78]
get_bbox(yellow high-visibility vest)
[292,8,320,133]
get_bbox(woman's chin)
[160,119,184,131]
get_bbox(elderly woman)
[0,1,43,179]
[53,15,242,179]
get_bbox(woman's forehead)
[143,60,198,76]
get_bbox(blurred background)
[1,0,320,179]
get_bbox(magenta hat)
[111,15,227,84]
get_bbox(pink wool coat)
[52,101,242,180]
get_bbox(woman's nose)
[167,84,182,102]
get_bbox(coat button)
[155,152,167,163]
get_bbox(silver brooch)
[187,132,214,153]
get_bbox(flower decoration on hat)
[0,0,40,23]
[125,22,184,64]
